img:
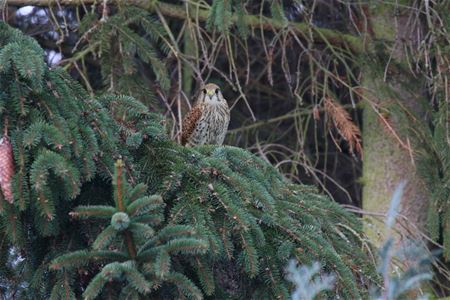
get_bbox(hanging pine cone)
[0,135,14,203]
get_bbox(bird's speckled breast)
[188,102,229,146]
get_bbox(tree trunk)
[362,6,430,246]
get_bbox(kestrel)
[181,83,230,146]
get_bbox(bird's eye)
[202,89,207,94]
[215,89,220,94]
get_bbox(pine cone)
[0,136,14,203]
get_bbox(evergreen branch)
[126,195,163,217]
[82,271,108,300]
[239,231,259,277]
[50,250,128,270]
[30,150,81,199]
[154,225,196,242]
[23,120,68,149]
[126,182,148,203]
[124,227,137,260]
[83,262,151,299]
[114,160,126,212]
[113,160,138,259]
[50,274,76,300]
[92,225,117,250]
[131,213,164,225]
[154,250,171,278]
[166,272,203,300]
[129,222,155,240]
[69,205,117,219]
[164,238,209,255]
[5,0,364,53]
[116,261,151,294]
[193,257,215,296]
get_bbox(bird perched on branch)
[181,83,230,146]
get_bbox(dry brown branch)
[324,97,362,156]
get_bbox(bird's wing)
[181,104,203,145]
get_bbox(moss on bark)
[361,5,430,246]
[362,66,429,246]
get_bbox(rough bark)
[362,6,430,246]
[362,69,429,245]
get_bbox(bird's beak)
[206,89,215,96]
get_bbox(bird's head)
[200,83,225,105]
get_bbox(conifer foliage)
[77,6,170,103]
[0,22,162,237]
[51,160,208,299]
[0,23,378,298]
[418,100,450,260]
[137,141,379,298]
[0,23,165,298]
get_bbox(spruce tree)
[0,23,378,299]
[51,160,208,299]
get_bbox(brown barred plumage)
[181,83,230,146]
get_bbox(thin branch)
[228,104,353,134]
[5,0,365,53]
